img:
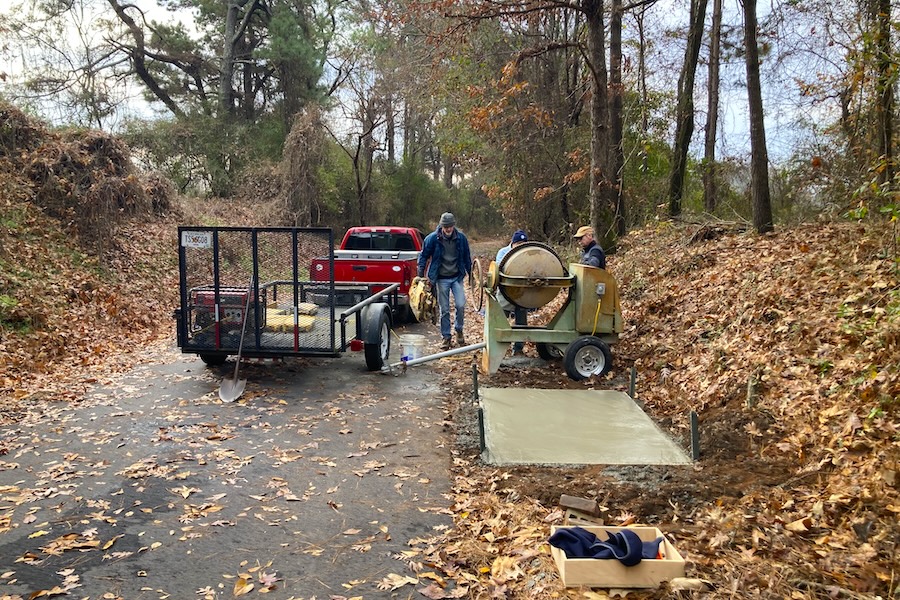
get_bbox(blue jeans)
[435,277,466,339]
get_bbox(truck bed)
[311,250,419,306]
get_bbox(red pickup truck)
[311,226,425,321]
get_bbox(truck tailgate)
[313,250,417,296]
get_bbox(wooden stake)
[690,410,700,461]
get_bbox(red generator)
[191,288,260,332]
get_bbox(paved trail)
[0,330,451,599]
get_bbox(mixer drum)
[497,242,570,310]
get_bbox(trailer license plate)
[181,231,212,248]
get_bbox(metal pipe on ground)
[388,342,486,371]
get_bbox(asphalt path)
[0,324,453,599]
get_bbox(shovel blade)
[219,377,247,402]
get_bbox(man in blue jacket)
[418,212,472,350]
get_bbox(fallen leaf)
[233,576,254,596]
[377,573,418,591]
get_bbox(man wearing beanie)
[495,230,529,355]
[418,213,472,350]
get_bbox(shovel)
[219,276,253,402]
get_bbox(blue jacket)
[418,226,472,283]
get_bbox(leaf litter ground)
[1,198,898,598]
[427,221,899,599]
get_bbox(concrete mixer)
[480,241,624,380]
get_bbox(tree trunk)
[703,0,722,213]
[219,0,255,117]
[609,0,626,236]
[220,1,239,115]
[636,7,649,174]
[443,156,455,188]
[106,0,187,120]
[242,38,255,122]
[583,0,610,237]
[358,103,377,225]
[873,0,893,185]
[667,0,709,217]
[386,93,396,164]
[743,0,774,233]
[403,103,412,163]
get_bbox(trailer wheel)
[563,336,612,380]
[364,309,391,371]
[536,343,563,361]
[200,353,227,367]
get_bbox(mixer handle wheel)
[468,258,485,312]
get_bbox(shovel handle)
[232,274,254,380]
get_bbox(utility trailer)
[174,226,397,371]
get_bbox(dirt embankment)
[430,220,899,599]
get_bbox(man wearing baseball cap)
[573,225,606,269]
[495,230,529,355]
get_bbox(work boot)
[456,330,466,346]
[441,337,452,351]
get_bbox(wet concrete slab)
[480,388,692,466]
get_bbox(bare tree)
[702,0,722,213]
[0,0,130,128]
[667,0,708,217]
[610,0,626,236]
[583,0,612,237]
[870,0,893,186]
[634,4,650,174]
[742,0,774,233]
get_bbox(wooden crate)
[550,525,685,588]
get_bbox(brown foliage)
[430,221,899,598]
[0,103,181,423]
[231,108,327,227]
[0,101,176,258]
[0,103,48,157]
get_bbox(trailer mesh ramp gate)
[178,227,353,357]
[479,388,692,466]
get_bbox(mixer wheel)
[536,343,563,361]
[468,258,484,311]
[564,336,612,380]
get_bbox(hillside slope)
[429,220,899,599]
[614,221,899,596]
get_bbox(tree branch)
[105,0,187,119]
